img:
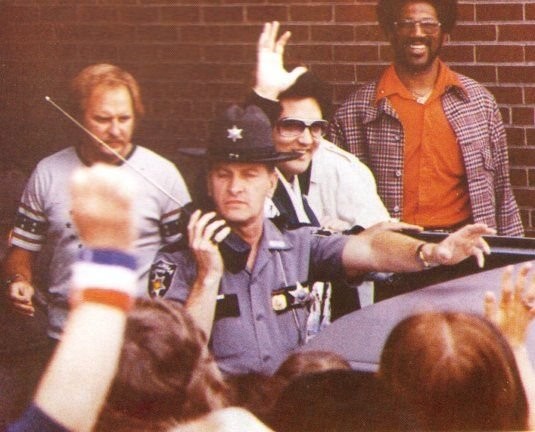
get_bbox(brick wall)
[1,1,535,235]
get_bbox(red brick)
[203,6,243,23]
[515,188,535,207]
[527,4,535,20]
[356,64,388,83]
[476,45,524,63]
[79,43,117,60]
[452,24,496,42]
[498,66,535,84]
[334,45,379,63]
[117,44,159,62]
[457,3,474,21]
[527,129,535,146]
[2,5,40,23]
[441,45,474,63]
[158,44,201,62]
[119,6,159,23]
[246,5,288,23]
[525,46,535,62]
[506,127,526,146]
[290,44,333,62]
[499,25,535,42]
[488,86,523,105]
[160,6,200,23]
[510,168,527,187]
[137,26,178,42]
[500,108,511,124]
[529,169,535,186]
[512,108,534,126]
[204,45,247,62]
[510,148,535,167]
[312,25,354,42]
[40,6,77,22]
[79,6,119,22]
[219,25,261,43]
[335,5,376,23]
[454,65,497,83]
[289,5,333,22]
[179,25,221,43]
[476,4,522,21]
[354,24,384,42]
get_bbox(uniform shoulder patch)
[148,259,177,298]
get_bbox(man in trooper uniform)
[150,104,494,376]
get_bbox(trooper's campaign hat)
[179,104,300,163]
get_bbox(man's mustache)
[403,38,432,48]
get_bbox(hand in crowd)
[188,210,231,280]
[7,278,35,317]
[70,163,136,250]
[428,223,495,268]
[254,21,307,100]
[484,263,535,348]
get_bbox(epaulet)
[158,235,189,254]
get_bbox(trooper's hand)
[428,223,495,268]
[188,210,231,279]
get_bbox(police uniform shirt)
[149,219,348,375]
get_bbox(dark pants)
[0,305,56,428]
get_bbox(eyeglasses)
[393,19,442,35]
[276,118,329,139]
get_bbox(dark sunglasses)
[276,118,329,139]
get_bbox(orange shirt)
[376,63,472,229]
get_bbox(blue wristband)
[78,249,137,270]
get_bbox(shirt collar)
[261,219,292,251]
[375,60,466,103]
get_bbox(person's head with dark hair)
[274,350,351,383]
[376,0,457,35]
[375,0,455,76]
[267,369,413,432]
[278,72,333,121]
[379,311,529,431]
[225,372,285,423]
[273,72,333,180]
[95,298,229,431]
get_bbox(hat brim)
[179,147,301,163]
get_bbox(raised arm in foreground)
[9,164,137,432]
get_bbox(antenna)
[45,96,183,207]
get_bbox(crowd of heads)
[89,302,529,431]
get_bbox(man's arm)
[9,164,137,432]
[184,210,230,339]
[341,222,495,279]
[3,246,36,316]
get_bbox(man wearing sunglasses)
[328,0,523,236]
[250,23,391,324]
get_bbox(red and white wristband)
[71,249,137,311]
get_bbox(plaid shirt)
[328,68,524,236]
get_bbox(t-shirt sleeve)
[10,168,48,252]
[6,404,69,432]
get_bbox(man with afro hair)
[328,0,523,237]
